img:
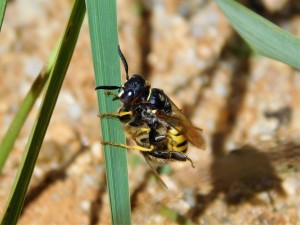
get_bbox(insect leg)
[149,128,166,143]
[101,141,154,152]
[135,127,151,136]
[98,111,133,118]
[133,124,166,144]
[147,151,195,168]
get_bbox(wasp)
[96,46,206,170]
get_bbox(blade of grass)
[159,206,196,225]
[0,69,49,173]
[0,1,85,224]
[215,0,300,70]
[0,42,59,173]
[0,0,7,31]
[85,0,131,224]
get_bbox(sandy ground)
[1,0,300,224]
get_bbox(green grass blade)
[159,206,196,225]
[215,0,300,69]
[0,70,49,173]
[0,0,7,31]
[85,0,131,224]
[0,0,85,224]
[0,43,59,173]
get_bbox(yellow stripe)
[167,142,188,152]
[173,144,187,152]
[172,134,185,143]
[169,128,180,135]
[167,129,188,152]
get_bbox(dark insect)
[96,46,206,185]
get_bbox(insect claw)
[104,91,120,99]
[97,113,105,118]
[187,156,195,168]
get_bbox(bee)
[96,46,206,170]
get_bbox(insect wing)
[157,99,206,150]
[143,154,168,189]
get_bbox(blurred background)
[0,0,300,224]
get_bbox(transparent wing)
[143,154,168,189]
[157,99,206,150]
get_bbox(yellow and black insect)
[96,46,206,169]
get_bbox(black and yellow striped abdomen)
[167,126,188,152]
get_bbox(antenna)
[118,45,129,80]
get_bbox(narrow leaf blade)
[216,0,300,69]
[0,0,7,31]
[85,0,132,224]
[0,1,86,224]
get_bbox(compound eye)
[121,89,134,103]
